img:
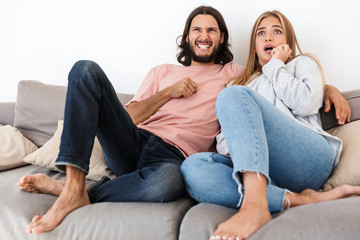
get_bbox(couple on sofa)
[18,5,360,240]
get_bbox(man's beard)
[188,41,222,64]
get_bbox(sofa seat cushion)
[1,165,194,240]
[179,199,360,240]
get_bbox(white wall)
[1,0,359,102]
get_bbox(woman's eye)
[257,31,265,36]
[274,29,282,34]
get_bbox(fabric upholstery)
[0,164,194,240]
[14,80,67,147]
[23,120,115,181]
[321,120,360,190]
[0,125,37,171]
[0,102,15,126]
[179,200,360,240]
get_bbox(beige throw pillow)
[24,120,115,181]
[0,125,38,171]
[321,120,360,191]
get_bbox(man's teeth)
[197,44,211,49]
[199,45,209,49]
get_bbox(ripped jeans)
[181,86,335,212]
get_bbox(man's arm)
[324,84,351,125]
[126,77,197,125]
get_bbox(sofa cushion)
[179,199,360,240]
[1,164,194,240]
[14,80,67,147]
[0,125,37,171]
[23,120,115,181]
[321,120,360,191]
[0,102,16,126]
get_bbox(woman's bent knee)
[216,85,251,109]
[181,153,213,179]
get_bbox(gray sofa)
[1,80,360,240]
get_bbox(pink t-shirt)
[126,63,244,157]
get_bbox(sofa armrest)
[0,102,15,126]
[321,89,360,130]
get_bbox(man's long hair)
[176,6,233,66]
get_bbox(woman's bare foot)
[18,174,65,196]
[286,184,360,208]
[210,172,271,240]
[26,167,91,234]
[211,202,272,240]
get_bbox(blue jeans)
[55,60,186,203]
[181,86,335,212]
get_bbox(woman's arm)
[262,56,324,116]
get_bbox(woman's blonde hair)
[232,10,324,87]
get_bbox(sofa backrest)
[0,102,16,126]
[0,80,360,147]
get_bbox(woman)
[181,10,360,240]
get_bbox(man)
[18,5,349,234]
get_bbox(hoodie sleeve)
[262,55,324,117]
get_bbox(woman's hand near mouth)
[271,43,292,63]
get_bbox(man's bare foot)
[18,174,65,196]
[211,202,272,240]
[287,184,360,208]
[26,185,90,233]
[26,167,90,234]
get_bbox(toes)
[18,175,31,188]
[28,215,52,234]
[227,234,237,240]
[210,234,221,240]
[27,215,42,233]
[211,232,236,240]
[32,224,46,234]
[32,215,42,222]
[18,177,26,187]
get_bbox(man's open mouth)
[196,41,212,49]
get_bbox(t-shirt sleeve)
[225,63,245,85]
[234,63,245,78]
[125,66,160,107]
